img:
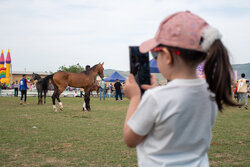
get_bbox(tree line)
[57,63,85,73]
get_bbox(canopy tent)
[150,59,160,73]
[104,71,126,82]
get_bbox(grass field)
[0,96,249,167]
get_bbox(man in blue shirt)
[19,74,28,104]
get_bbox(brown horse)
[50,63,104,112]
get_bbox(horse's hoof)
[59,102,63,111]
[53,105,58,113]
[59,105,63,111]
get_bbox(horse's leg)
[39,89,42,104]
[84,89,91,111]
[83,99,87,111]
[41,90,43,104]
[43,90,46,104]
[52,90,58,112]
[56,89,64,111]
[44,89,46,104]
[37,90,40,104]
[82,89,87,111]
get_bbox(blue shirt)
[19,78,28,90]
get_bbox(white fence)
[0,89,98,97]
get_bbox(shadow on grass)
[72,115,90,119]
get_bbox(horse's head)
[31,73,41,81]
[97,62,104,79]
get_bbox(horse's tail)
[45,74,54,79]
[44,74,54,91]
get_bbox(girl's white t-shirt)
[128,78,217,167]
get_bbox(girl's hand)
[141,74,158,90]
[124,74,141,100]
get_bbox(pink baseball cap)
[139,11,221,53]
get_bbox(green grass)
[0,96,249,166]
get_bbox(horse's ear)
[102,62,104,65]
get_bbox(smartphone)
[129,46,150,94]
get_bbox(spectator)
[105,83,109,98]
[2,82,7,89]
[114,79,122,101]
[74,89,78,97]
[80,88,84,97]
[110,83,114,98]
[0,82,2,96]
[99,79,106,100]
[10,82,14,89]
[31,83,36,90]
[14,80,19,97]
[237,73,249,109]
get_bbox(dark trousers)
[14,88,18,97]
[80,91,83,97]
[20,90,27,102]
[115,90,122,100]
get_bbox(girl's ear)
[162,47,173,65]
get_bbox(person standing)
[19,74,28,105]
[105,83,109,98]
[14,80,19,97]
[110,83,114,98]
[80,88,84,97]
[233,82,238,102]
[0,82,2,96]
[114,79,122,101]
[123,11,239,167]
[99,79,106,101]
[2,82,7,89]
[237,73,249,109]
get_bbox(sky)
[0,0,250,72]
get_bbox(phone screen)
[129,46,150,94]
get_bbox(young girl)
[123,11,238,167]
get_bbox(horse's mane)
[32,73,41,80]
[33,73,40,77]
[80,64,99,74]
[90,64,99,70]
[90,64,99,69]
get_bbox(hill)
[104,63,250,82]
[104,69,129,78]
[232,63,250,79]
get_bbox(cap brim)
[139,38,159,53]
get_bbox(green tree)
[57,63,85,73]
